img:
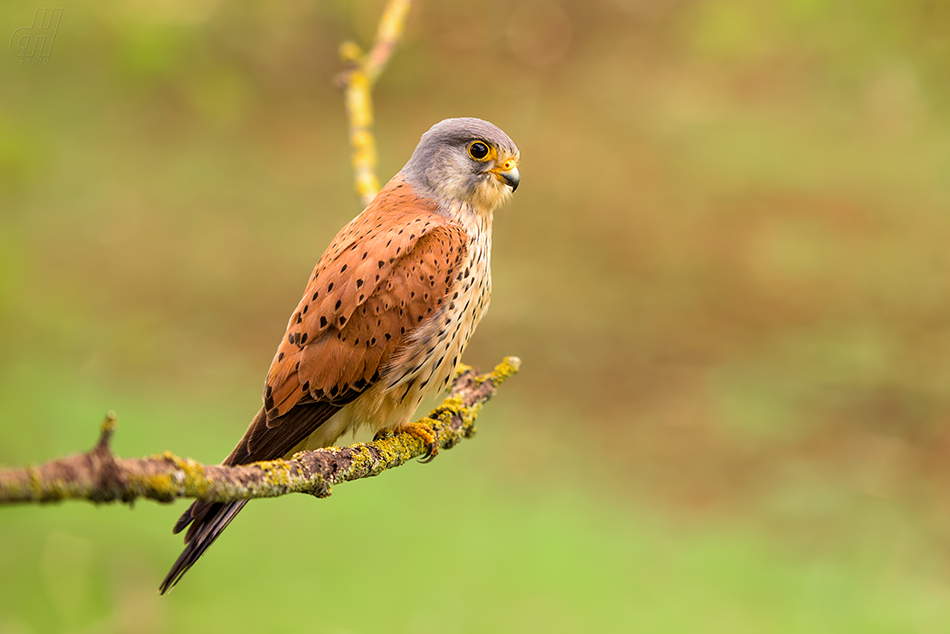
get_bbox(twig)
[0,357,520,505]
[336,0,412,207]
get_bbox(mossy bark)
[0,357,519,506]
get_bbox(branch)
[0,357,520,506]
[336,0,412,207]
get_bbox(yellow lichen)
[154,452,212,498]
[99,411,117,438]
[487,356,522,385]
[338,41,363,64]
[0,355,520,506]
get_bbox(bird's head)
[402,117,520,214]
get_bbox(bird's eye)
[468,141,490,161]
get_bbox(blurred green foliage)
[3,0,950,631]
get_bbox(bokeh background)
[3,0,950,631]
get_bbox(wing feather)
[264,176,467,417]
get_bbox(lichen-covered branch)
[337,0,412,207]
[0,357,519,506]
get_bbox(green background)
[3,0,950,631]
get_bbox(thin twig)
[0,357,520,506]
[336,0,412,207]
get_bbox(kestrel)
[160,118,520,592]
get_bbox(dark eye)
[468,141,489,161]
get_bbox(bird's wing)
[230,176,468,465]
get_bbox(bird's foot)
[394,421,440,463]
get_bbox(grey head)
[401,117,520,213]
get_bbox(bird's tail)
[159,499,248,594]
[159,403,341,593]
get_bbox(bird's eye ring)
[468,141,490,161]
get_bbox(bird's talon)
[395,422,439,462]
[419,441,439,464]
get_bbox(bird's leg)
[375,422,439,463]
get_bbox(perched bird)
[160,117,520,593]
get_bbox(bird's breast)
[390,226,491,390]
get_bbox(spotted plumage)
[160,117,520,593]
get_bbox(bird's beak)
[491,160,520,192]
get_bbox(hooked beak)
[491,160,520,192]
